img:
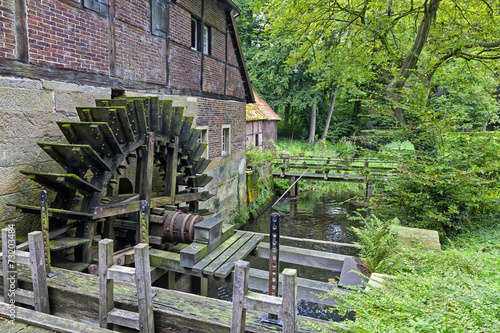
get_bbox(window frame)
[221,125,231,156]
[191,16,212,55]
[197,126,209,159]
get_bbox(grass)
[332,225,500,332]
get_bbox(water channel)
[207,192,363,320]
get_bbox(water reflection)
[207,193,362,321]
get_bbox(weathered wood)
[215,234,264,278]
[135,243,155,333]
[191,232,243,273]
[14,0,28,61]
[9,204,94,220]
[21,171,101,196]
[255,242,348,272]
[237,231,358,249]
[179,243,208,268]
[139,200,150,244]
[99,239,114,329]
[282,268,297,333]
[2,228,16,304]
[165,136,179,199]
[107,265,136,283]
[203,232,253,276]
[231,261,249,333]
[0,302,115,332]
[49,237,90,252]
[243,292,282,314]
[28,231,50,313]
[0,265,340,332]
[108,308,140,330]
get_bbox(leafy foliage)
[333,226,500,332]
[350,214,402,274]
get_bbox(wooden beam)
[14,0,28,61]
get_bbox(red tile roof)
[246,89,281,122]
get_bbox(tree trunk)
[386,0,441,125]
[307,95,317,143]
[284,104,290,126]
[321,84,339,141]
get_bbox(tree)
[262,0,500,128]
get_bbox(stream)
[207,192,363,320]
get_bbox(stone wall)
[0,77,110,231]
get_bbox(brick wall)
[0,0,15,59]
[116,0,150,31]
[204,0,225,32]
[169,43,201,91]
[115,23,167,84]
[226,65,245,98]
[27,0,109,74]
[203,56,224,94]
[169,3,191,47]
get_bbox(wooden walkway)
[272,170,388,183]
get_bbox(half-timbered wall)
[0,0,248,228]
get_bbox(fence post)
[99,239,114,329]
[135,243,155,333]
[231,260,249,333]
[28,231,50,313]
[282,268,297,333]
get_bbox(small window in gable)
[83,0,109,16]
[151,0,167,38]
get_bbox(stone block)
[0,87,53,112]
[0,161,63,196]
[54,91,110,112]
[0,137,64,167]
[179,242,208,268]
[392,226,441,251]
[0,77,42,89]
[42,80,79,92]
[0,110,78,140]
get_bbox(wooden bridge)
[272,154,399,199]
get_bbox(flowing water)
[207,192,363,320]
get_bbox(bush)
[333,226,500,332]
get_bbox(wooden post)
[281,268,297,333]
[200,277,208,297]
[40,190,52,275]
[134,243,155,333]
[290,177,297,200]
[2,227,16,304]
[28,231,50,313]
[365,183,373,200]
[231,260,249,333]
[99,239,114,329]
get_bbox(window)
[151,0,167,38]
[222,125,230,155]
[191,16,212,55]
[203,25,211,55]
[197,126,209,159]
[83,0,109,15]
[191,19,198,49]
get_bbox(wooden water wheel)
[10,96,213,270]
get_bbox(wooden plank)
[0,302,115,332]
[108,265,136,283]
[49,237,90,252]
[108,309,139,330]
[244,292,282,315]
[14,288,34,306]
[2,228,16,303]
[202,232,253,276]
[93,200,141,219]
[15,251,30,265]
[8,204,93,220]
[192,234,245,273]
[231,261,249,333]
[28,231,50,313]
[134,243,155,332]
[20,171,101,196]
[254,242,349,272]
[99,239,114,329]
[38,143,111,175]
[215,234,264,278]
